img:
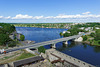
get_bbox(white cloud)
[12,14,33,19]
[33,16,44,19]
[0,12,100,22]
[82,11,91,15]
[0,16,4,19]
[45,16,54,19]
[5,16,11,19]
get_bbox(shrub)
[20,34,25,41]
[8,41,16,47]
[83,35,87,41]
[38,46,46,53]
[59,32,63,36]
[98,40,100,44]
[90,33,95,37]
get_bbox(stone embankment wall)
[46,49,95,67]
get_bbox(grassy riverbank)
[82,29,100,46]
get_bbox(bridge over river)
[5,34,84,53]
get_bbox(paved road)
[5,34,82,53]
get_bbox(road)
[5,34,82,53]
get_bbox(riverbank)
[83,41,100,47]
[15,26,68,29]
[13,23,72,29]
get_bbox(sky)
[0,0,100,23]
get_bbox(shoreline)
[15,26,68,29]
[82,41,100,47]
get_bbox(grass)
[16,52,35,60]
[83,35,100,46]
[93,40,100,46]
[0,50,35,64]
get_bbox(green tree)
[59,32,63,36]
[63,32,71,37]
[98,40,100,44]
[8,41,16,47]
[0,23,15,34]
[90,33,95,37]
[83,35,87,41]
[20,34,25,41]
[0,28,6,34]
[38,46,46,53]
[0,34,10,45]
[94,29,100,40]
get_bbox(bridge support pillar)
[63,41,68,47]
[51,44,56,48]
[63,41,68,45]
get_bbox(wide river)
[16,27,100,66]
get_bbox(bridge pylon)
[63,41,68,45]
[51,44,56,48]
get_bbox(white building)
[63,31,70,34]
[95,27,100,29]
[85,27,93,31]
[79,27,84,30]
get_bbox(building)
[0,56,44,67]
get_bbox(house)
[63,31,70,34]
[85,27,93,31]
[78,32,84,35]
[63,31,66,34]
[95,27,100,29]
[79,27,84,30]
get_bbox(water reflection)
[94,46,100,53]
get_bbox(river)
[16,27,100,66]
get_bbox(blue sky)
[0,0,100,23]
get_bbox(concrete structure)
[74,37,83,42]
[5,33,90,53]
[0,56,44,67]
[63,41,68,44]
[25,48,40,55]
[46,49,95,67]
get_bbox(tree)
[83,35,87,41]
[38,46,46,53]
[90,33,95,37]
[59,32,63,36]
[8,41,16,47]
[0,23,15,34]
[98,40,100,44]
[0,28,6,34]
[0,34,10,46]
[94,29,100,40]
[63,32,71,37]
[20,34,25,41]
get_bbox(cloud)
[12,14,33,19]
[0,12,100,22]
[33,16,44,19]
[0,16,4,19]
[82,11,91,15]
[5,16,11,19]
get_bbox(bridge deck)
[5,34,82,53]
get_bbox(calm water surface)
[16,27,100,66]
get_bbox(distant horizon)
[0,22,100,24]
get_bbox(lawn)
[0,50,35,64]
[16,51,35,60]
